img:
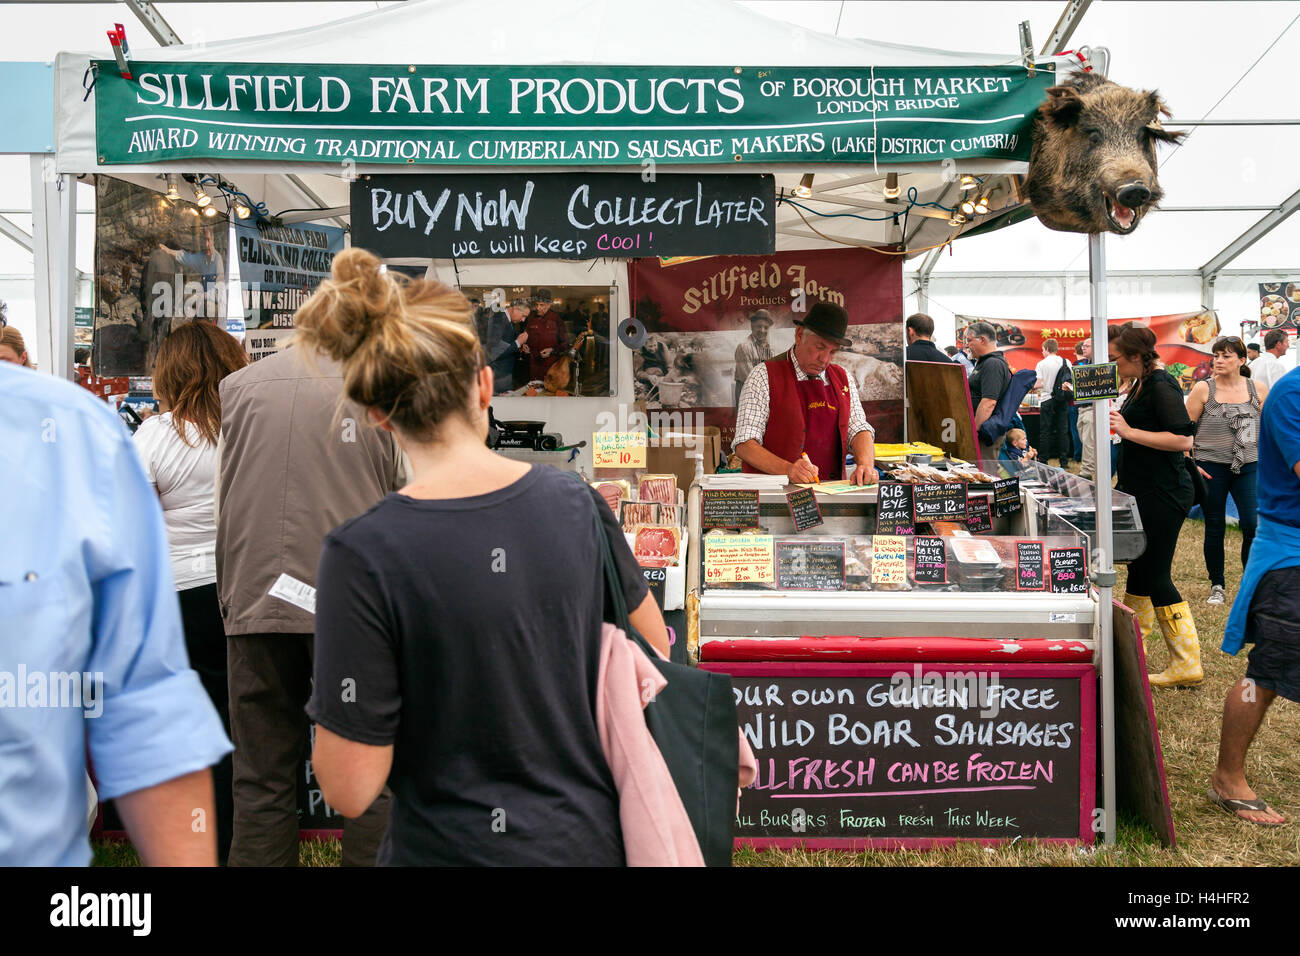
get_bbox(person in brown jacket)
[216,344,404,866]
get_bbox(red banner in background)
[955,311,1221,393]
[630,248,904,449]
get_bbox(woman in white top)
[133,320,247,863]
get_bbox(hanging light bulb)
[203,204,217,218]
[234,200,252,220]
[948,211,968,227]
[882,172,901,201]
[794,173,814,199]
[960,174,977,192]
[165,174,180,201]
[974,194,990,216]
[193,183,212,208]
[960,196,977,216]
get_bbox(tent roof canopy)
[54,0,1070,252]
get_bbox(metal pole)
[1089,231,1116,846]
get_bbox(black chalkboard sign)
[709,667,1090,843]
[1071,362,1121,402]
[912,482,968,522]
[875,481,915,535]
[966,494,993,534]
[776,540,845,591]
[703,489,761,531]
[993,477,1021,517]
[1016,540,1045,591]
[785,487,824,533]
[642,565,668,609]
[351,173,775,259]
[1049,547,1089,593]
[913,536,948,584]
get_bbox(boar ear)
[1041,85,1083,128]
[1144,90,1187,145]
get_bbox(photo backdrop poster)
[93,176,230,376]
[630,248,904,449]
[955,311,1221,393]
[1258,282,1300,332]
[235,220,346,361]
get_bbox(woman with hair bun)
[1109,322,1201,687]
[299,248,671,866]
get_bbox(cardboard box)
[645,427,722,493]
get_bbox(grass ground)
[92,520,1300,868]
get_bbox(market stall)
[47,0,1126,844]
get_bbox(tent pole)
[1089,231,1116,847]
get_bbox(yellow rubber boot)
[1149,601,1203,688]
[1125,593,1156,642]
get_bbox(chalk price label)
[1016,540,1045,591]
[642,565,667,608]
[704,534,775,584]
[592,431,647,468]
[1049,547,1089,594]
[913,482,968,520]
[703,488,761,531]
[785,487,824,533]
[871,535,908,586]
[913,536,948,584]
[966,494,993,534]
[875,480,915,535]
[993,476,1021,516]
[1070,362,1121,402]
[776,540,845,591]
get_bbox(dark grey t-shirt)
[307,465,649,866]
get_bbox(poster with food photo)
[629,248,904,448]
[1258,282,1300,332]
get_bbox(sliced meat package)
[620,500,659,532]
[633,524,681,565]
[637,474,679,507]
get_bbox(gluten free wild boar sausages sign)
[351,173,774,259]
[709,665,1092,842]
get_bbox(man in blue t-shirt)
[1209,366,1300,825]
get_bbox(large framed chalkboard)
[701,662,1096,847]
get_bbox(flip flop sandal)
[1207,788,1288,827]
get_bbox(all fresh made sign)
[92,62,1055,167]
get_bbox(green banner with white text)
[93,61,1055,167]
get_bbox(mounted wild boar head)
[1027,72,1186,234]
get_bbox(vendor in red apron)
[733,302,879,485]
[522,288,570,383]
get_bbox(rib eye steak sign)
[92,62,1054,166]
[702,663,1096,846]
[351,174,775,259]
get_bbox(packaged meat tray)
[637,474,679,507]
[633,525,681,566]
[620,500,659,532]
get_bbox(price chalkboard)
[913,536,948,584]
[1016,540,1045,591]
[785,487,824,533]
[1071,362,1121,402]
[875,481,915,535]
[642,565,667,608]
[1049,547,1089,594]
[993,477,1021,516]
[707,665,1091,844]
[966,494,993,534]
[776,540,845,591]
[913,482,968,521]
[702,489,760,531]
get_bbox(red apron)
[526,312,566,381]
[796,376,844,480]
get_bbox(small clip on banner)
[108,23,132,80]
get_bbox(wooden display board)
[905,361,979,463]
[702,661,1096,847]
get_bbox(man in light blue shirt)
[0,361,232,865]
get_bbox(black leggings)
[1200,460,1258,587]
[178,583,234,865]
[1126,493,1187,607]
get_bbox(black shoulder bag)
[588,498,740,867]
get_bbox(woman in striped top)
[1187,336,1269,606]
